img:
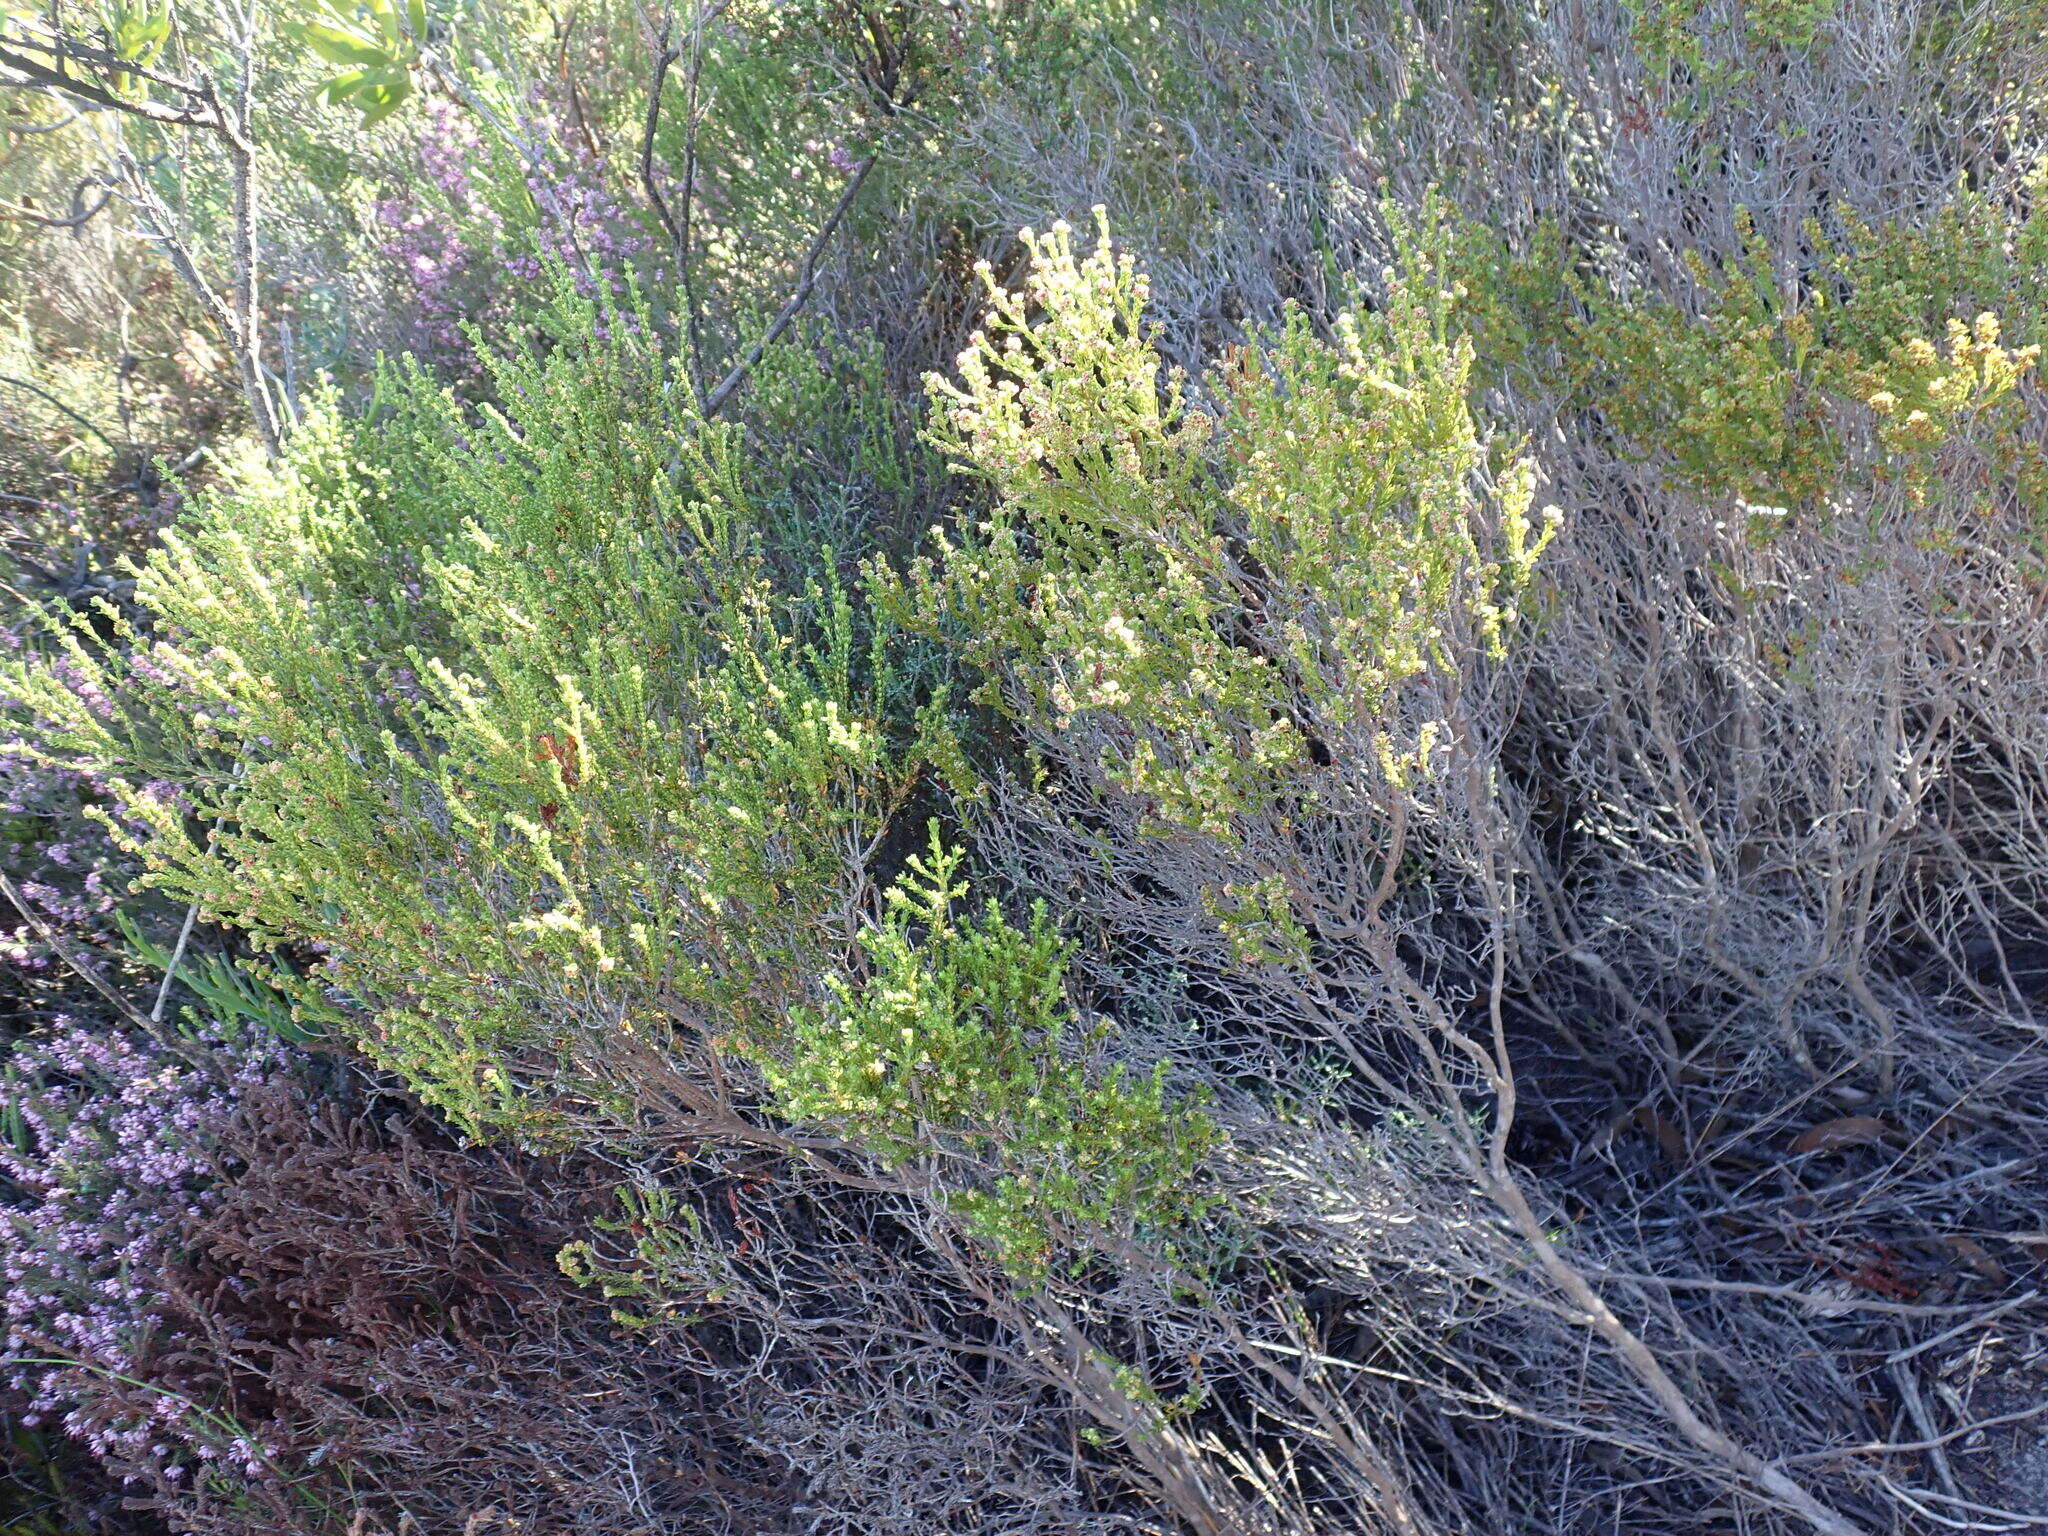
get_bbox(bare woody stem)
[0,19,282,457]
[702,151,876,419]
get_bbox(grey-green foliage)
[115,908,339,1044]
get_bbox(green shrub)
[9,276,1212,1278]
[1626,0,1841,79]
[884,208,1557,842]
[12,301,938,1138]
[1445,192,2048,523]
[761,826,1218,1271]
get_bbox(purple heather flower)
[2,1021,292,1476]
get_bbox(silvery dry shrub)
[837,213,1600,1535]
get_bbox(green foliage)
[99,0,171,98]
[748,329,922,502]
[883,208,1557,839]
[555,1182,741,1330]
[1443,192,2048,522]
[1577,214,1840,509]
[6,253,1214,1277]
[9,299,939,1137]
[740,325,942,567]
[1625,0,1840,92]
[286,0,424,127]
[113,909,339,1044]
[0,0,171,97]
[1858,312,2041,506]
[15,0,2048,1524]
[757,826,1217,1272]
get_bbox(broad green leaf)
[358,84,409,126]
[290,20,390,67]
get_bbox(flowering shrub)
[375,98,655,386]
[1859,312,2042,505]
[891,209,1557,838]
[0,750,124,990]
[1448,194,2048,524]
[1,1021,288,1490]
[372,102,503,379]
[3,1024,804,1534]
[8,276,1220,1286]
[10,306,946,1146]
[0,454,187,1028]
